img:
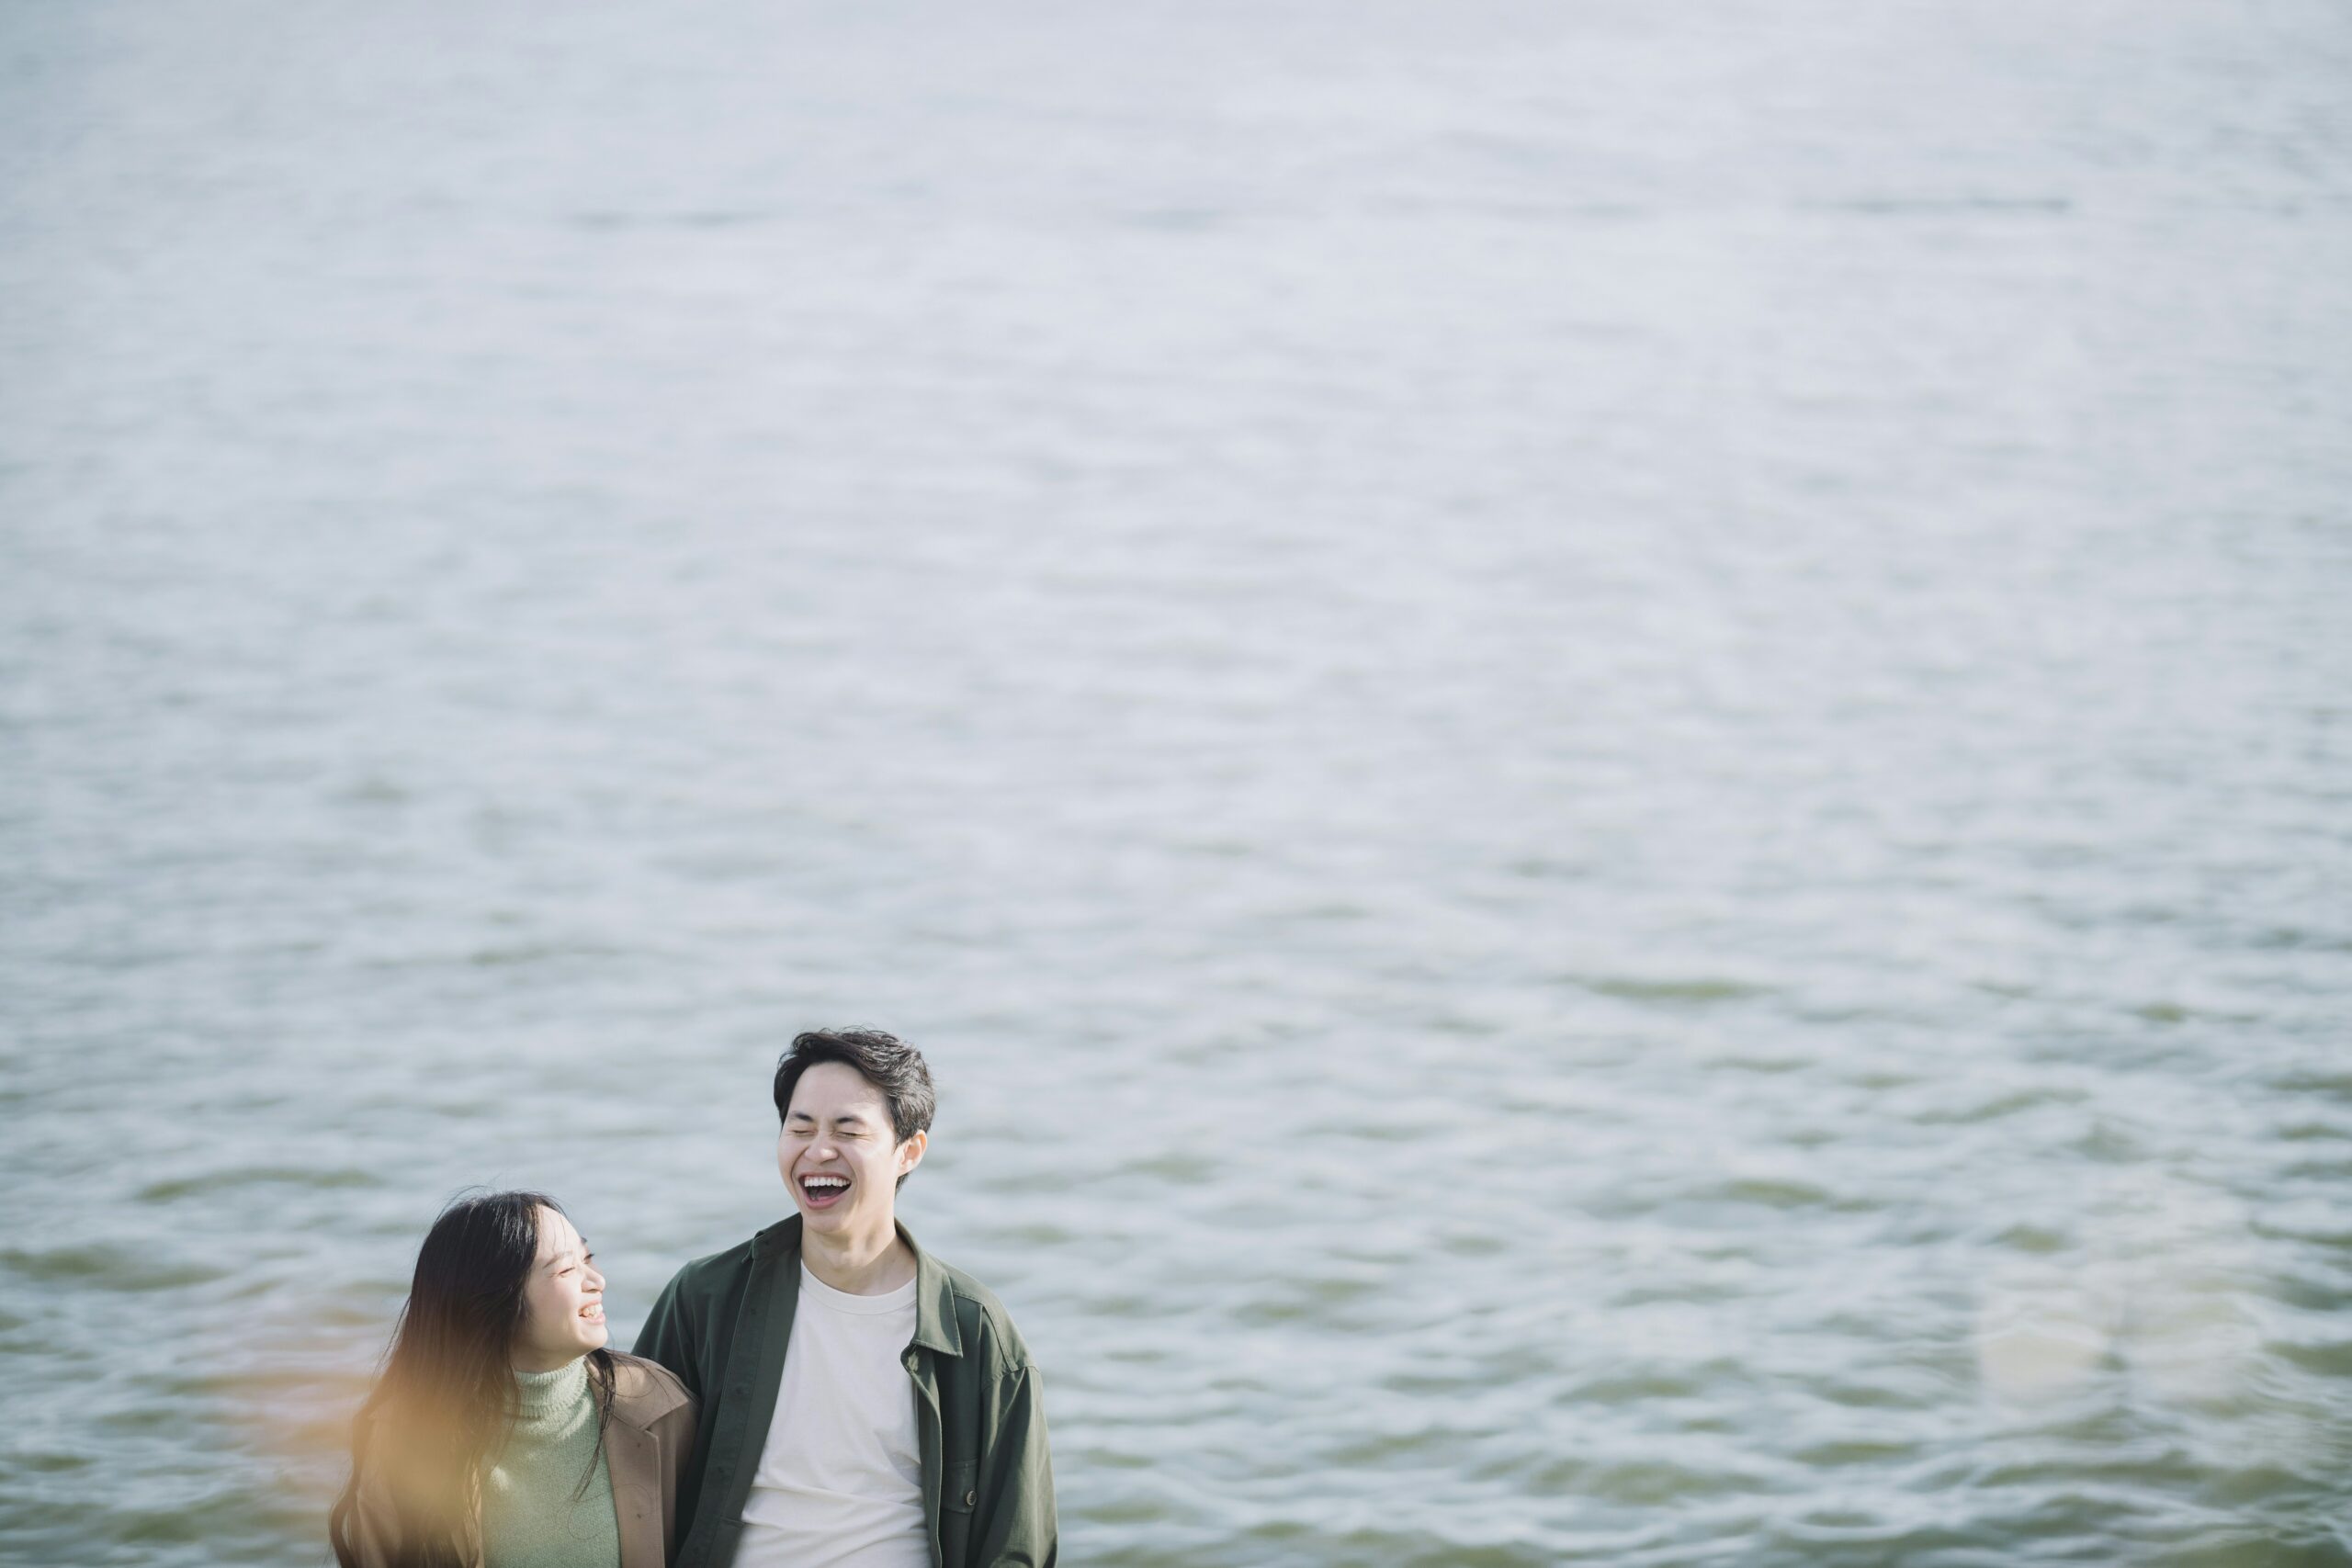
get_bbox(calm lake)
[3,1,2348,1562]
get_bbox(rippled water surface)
[4,2,2350,1563]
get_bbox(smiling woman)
[327,1191,697,1568]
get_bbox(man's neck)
[798,1217,918,1296]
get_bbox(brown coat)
[345,1353,697,1568]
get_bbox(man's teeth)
[804,1177,849,1192]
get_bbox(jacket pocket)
[940,1459,978,1564]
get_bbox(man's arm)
[632,1268,705,1402]
[970,1363,1056,1568]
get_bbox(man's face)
[779,1060,926,1240]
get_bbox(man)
[635,1029,1056,1568]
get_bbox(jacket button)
[964,1489,977,1507]
[733,1382,749,1395]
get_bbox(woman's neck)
[507,1355,594,1432]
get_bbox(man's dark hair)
[774,1029,937,1187]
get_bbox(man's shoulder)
[932,1254,1035,1373]
[654,1224,783,1304]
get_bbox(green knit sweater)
[481,1358,621,1568]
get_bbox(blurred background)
[3,1,2349,1563]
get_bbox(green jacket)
[632,1216,1056,1568]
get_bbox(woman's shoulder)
[605,1351,693,1425]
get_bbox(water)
[3,1,2349,1562]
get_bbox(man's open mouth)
[799,1174,851,1209]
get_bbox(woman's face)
[512,1206,607,1372]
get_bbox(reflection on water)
[3,0,2350,1563]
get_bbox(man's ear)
[897,1129,928,1179]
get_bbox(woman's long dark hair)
[329,1190,616,1568]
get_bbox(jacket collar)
[605,1354,692,1432]
[753,1213,965,1358]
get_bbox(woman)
[330,1190,695,1568]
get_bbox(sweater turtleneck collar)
[510,1355,594,1438]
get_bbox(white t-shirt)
[734,1265,928,1568]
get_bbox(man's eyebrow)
[546,1241,586,1269]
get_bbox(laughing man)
[635,1029,1056,1568]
